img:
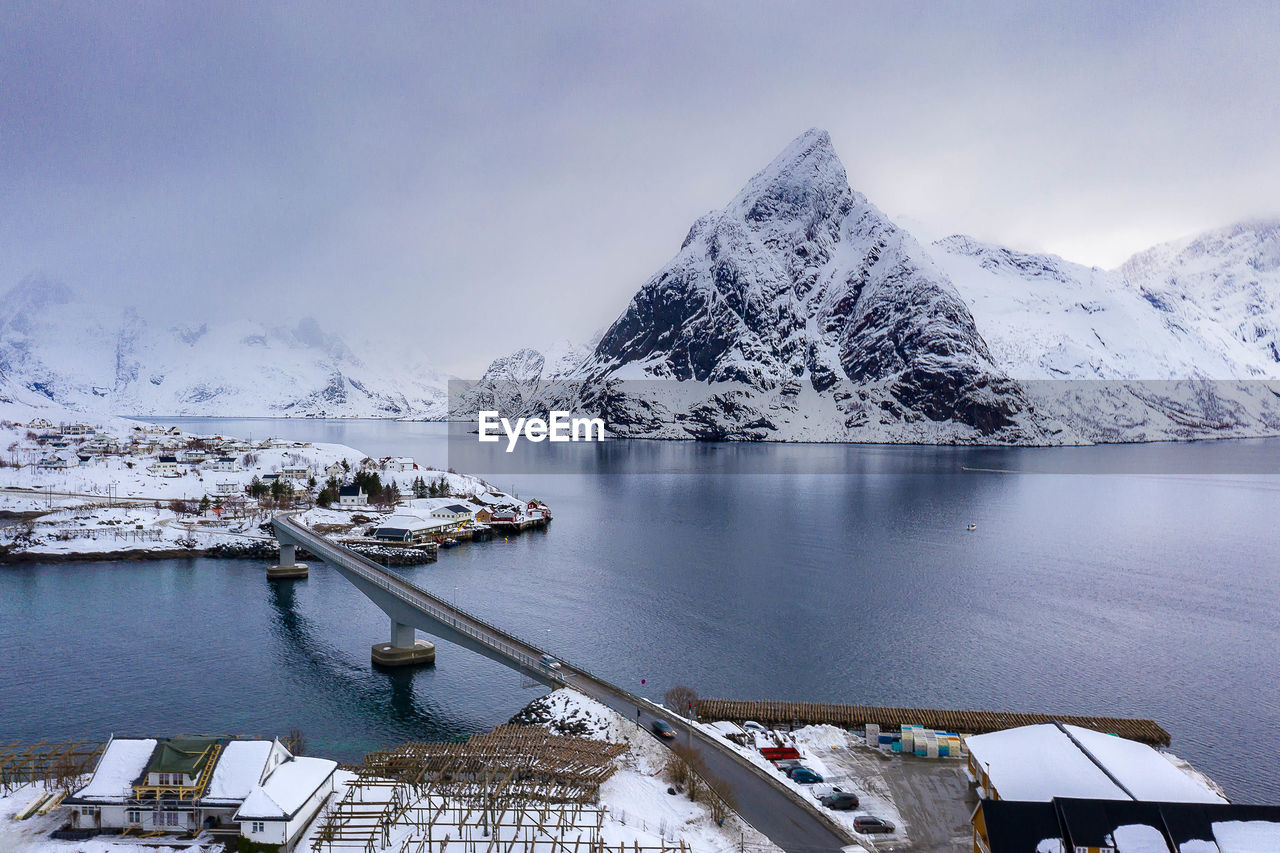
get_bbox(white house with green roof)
[63,734,333,849]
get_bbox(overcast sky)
[3,2,1278,374]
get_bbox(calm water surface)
[1,419,1277,803]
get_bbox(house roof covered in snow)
[202,740,274,804]
[966,723,1225,804]
[68,738,157,803]
[372,513,450,536]
[235,756,336,821]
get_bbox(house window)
[80,806,97,816]
[252,821,265,834]
[126,809,141,824]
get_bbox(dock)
[695,699,1172,746]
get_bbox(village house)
[215,481,240,497]
[383,456,418,472]
[370,513,452,543]
[338,484,367,506]
[149,456,180,477]
[27,417,52,430]
[281,465,311,481]
[211,456,238,472]
[181,448,208,465]
[430,503,475,523]
[60,423,94,436]
[85,435,120,455]
[62,735,336,851]
[37,450,76,469]
[489,507,519,524]
[324,461,346,479]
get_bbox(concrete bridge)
[270,514,858,853]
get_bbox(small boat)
[966,523,977,531]
[441,538,459,548]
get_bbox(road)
[272,514,856,853]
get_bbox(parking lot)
[795,730,978,852]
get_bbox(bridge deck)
[271,514,856,853]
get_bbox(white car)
[539,654,562,670]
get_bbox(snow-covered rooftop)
[1212,820,1280,853]
[235,756,336,821]
[72,738,156,802]
[202,740,273,804]
[1066,725,1225,804]
[966,724,1223,804]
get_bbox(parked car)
[853,816,895,834]
[538,654,561,670]
[774,759,803,774]
[786,766,823,784]
[818,789,859,810]
[742,721,768,734]
[651,719,677,739]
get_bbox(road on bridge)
[273,515,856,853]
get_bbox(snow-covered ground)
[0,404,518,559]
[0,783,214,852]
[508,689,781,853]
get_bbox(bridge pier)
[372,619,435,667]
[267,542,309,579]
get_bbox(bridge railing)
[276,515,568,682]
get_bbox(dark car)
[853,816,895,834]
[786,766,823,784]
[819,789,859,810]
[651,719,677,739]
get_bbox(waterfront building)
[63,735,336,850]
[966,723,1226,804]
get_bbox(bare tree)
[664,685,699,719]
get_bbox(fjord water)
[2,419,1278,803]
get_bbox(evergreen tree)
[248,475,269,499]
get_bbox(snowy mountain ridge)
[469,131,1280,444]
[0,277,450,419]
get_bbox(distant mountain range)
[467,129,1280,443]
[4,129,1279,443]
[0,277,449,419]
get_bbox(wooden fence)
[694,699,1171,746]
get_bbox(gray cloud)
[2,1,1278,374]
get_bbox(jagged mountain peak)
[572,129,1040,441]
[727,127,853,229]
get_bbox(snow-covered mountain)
[1119,220,1280,374]
[0,277,449,419]
[929,234,1280,442]
[460,130,1280,444]
[524,129,1050,442]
